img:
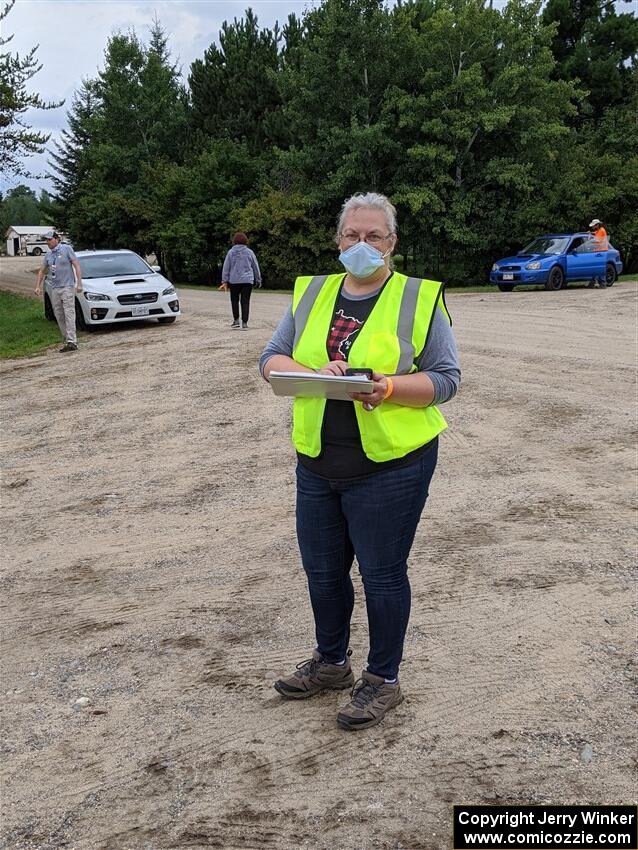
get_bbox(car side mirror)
[151,265,161,273]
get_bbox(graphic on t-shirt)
[327,309,364,361]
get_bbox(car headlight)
[162,285,176,295]
[84,291,111,301]
[491,263,498,271]
[525,261,541,270]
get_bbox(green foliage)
[0,184,48,234]
[384,0,581,279]
[542,0,638,120]
[48,80,100,233]
[50,22,187,257]
[276,0,405,209]
[145,139,263,282]
[542,97,638,268]
[189,8,286,152]
[232,188,338,285]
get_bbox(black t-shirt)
[297,277,435,480]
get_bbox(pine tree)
[51,22,187,252]
[189,8,284,153]
[48,80,99,231]
[0,0,63,177]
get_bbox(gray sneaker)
[274,649,354,699]
[336,670,403,730]
[230,320,240,328]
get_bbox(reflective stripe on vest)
[292,274,329,351]
[290,272,450,462]
[397,276,422,374]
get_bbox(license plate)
[502,273,514,280]
[132,305,150,317]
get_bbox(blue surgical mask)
[339,241,388,278]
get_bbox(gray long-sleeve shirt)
[222,244,261,285]
[259,288,461,404]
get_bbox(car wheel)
[44,294,55,321]
[75,298,88,331]
[157,316,177,324]
[497,284,514,292]
[32,247,42,256]
[545,266,564,291]
[605,263,617,287]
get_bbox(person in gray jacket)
[221,233,262,329]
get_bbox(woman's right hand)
[316,360,349,376]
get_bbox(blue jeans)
[295,441,438,680]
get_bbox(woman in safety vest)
[259,192,460,730]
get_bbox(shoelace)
[295,648,352,677]
[295,657,320,677]
[349,678,382,709]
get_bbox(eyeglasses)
[340,231,393,247]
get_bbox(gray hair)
[335,192,398,243]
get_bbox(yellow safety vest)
[291,272,450,462]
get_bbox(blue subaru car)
[490,233,623,291]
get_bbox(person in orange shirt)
[589,218,609,249]
[587,218,609,288]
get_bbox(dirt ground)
[1,256,636,850]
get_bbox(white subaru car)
[43,249,181,329]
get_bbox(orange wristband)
[383,375,394,400]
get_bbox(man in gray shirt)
[34,231,83,352]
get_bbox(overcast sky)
[4,0,318,196]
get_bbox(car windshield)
[520,237,569,256]
[79,253,151,279]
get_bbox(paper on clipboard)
[268,370,374,400]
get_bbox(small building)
[5,226,56,257]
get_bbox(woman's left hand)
[349,370,390,412]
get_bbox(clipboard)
[269,370,374,400]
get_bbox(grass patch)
[0,291,62,358]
